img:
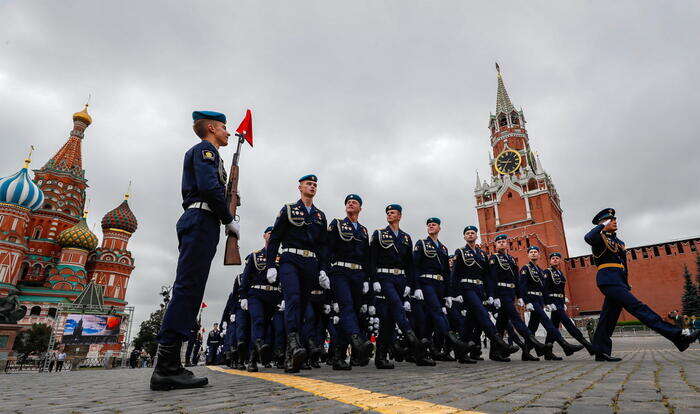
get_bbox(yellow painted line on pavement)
[208,365,482,413]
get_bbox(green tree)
[681,265,700,317]
[12,323,52,356]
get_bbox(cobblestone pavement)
[1,336,698,414]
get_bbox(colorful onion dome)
[57,214,99,251]
[0,158,45,210]
[102,195,138,233]
[72,104,92,126]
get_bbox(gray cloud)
[1,1,698,335]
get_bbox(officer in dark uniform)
[220,282,239,368]
[266,174,329,373]
[234,273,251,370]
[491,234,551,359]
[451,226,518,362]
[151,110,240,391]
[370,204,429,368]
[413,217,469,360]
[239,226,281,372]
[206,323,223,365]
[586,208,699,361]
[327,194,373,369]
[541,252,595,358]
[520,246,583,360]
[184,326,198,367]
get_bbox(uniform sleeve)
[542,270,553,305]
[318,213,329,273]
[584,224,605,247]
[267,207,289,269]
[404,235,416,290]
[441,248,451,292]
[449,249,460,297]
[369,231,379,284]
[412,240,424,288]
[489,255,499,289]
[326,219,338,264]
[193,149,233,224]
[483,252,495,298]
[361,226,371,272]
[239,254,254,299]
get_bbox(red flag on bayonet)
[200,302,208,309]
[235,109,254,147]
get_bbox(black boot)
[489,348,510,362]
[491,335,520,355]
[150,342,208,391]
[544,342,563,360]
[406,331,435,367]
[556,337,584,356]
[521,343,540,361]
[595,353,622,362]
[255,339,271,365]
[273,347,285,369]
[374,345,395,369]
[226,348,237,368]
[247,349,259,372]
[350,334,372,363]
[284,333,306,373]
[527,335,552,357]
[236,343,248,370]
[299,358,312,370]
[579,338,596,356]
[446,331,469,355]
[675,330,700,352]
[309,353,321,369]
[333,345,351,370]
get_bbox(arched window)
[30,306,41,316]
[32,264,42,277]
[44,266,53,278]
[19,263,29,279]
[32,227,42,239]
[510,112,520,125]
[48,308,57,318]
[498,115,508,127]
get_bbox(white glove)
[363,282,369,294]
[414,289,424,300]
[266,268,277,284]
[225,221,240,238]
[368,305,376,316]
[373,282,382,293]
[487,297,494,305]
[240,299,248,311]
[550,304,557,311]
[564,304,567,311]
[332,302,340,313]
[565,297,569,303]
[403,301,411,312]
[442,307,447,314]
[278,300,285,312]
[445,296,453,308]
[525,303,534,311]
[373,322,380,330]
[332,316,340,325]
[221,322,227,330]
[403,286,411,297]
[454,295,464,303]
[461,310,467,316]
[319,270,331,289]
[544,304,551,312]
[230,314,235,322]
[360,304,368,313]
[323,304,331,314]
[601,218,611,227]
[493,298,501,309]
[517,298,525,307]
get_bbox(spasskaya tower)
[474,63,568,265]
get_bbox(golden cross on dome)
[24,145,36,168]
[125,180,133,200]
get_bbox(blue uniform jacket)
[207,329,222,346]
[181,140,233,224]
[489,252,520,298]
[584,224,629,288]
[542,266,566,304]
[413,237,450,290]
[327,217,370,268]
[220,278,241,326]
[240,248,281,299]
[369,226,416,289]
[267,199,328,271]
[451,245,492,297]
[518,262,545,301]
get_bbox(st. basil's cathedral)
[0,104,138,330]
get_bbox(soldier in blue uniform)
[451,226,519,362]
[151,111,240,391]
[327,194,373,369]
[206,323,223,365]
[233,273,251,370]
[491,234,552,359]
[266,174,329,373]
[220,282,239,368]
[586,209,699,361]
[413,217,469,361]
[540,252,595,359]
[370,204,430,368]
[239,226,281,372]
[520,246,583,361]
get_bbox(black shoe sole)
[150,379,208,391]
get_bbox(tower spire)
[495,62,515,114]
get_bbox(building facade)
[0,105,138,336]
[474,65,698,321]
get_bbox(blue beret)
[264,226,273,234]
[494,234,508,241]
[192,110,226,124]
[549,252,562,258]
[385,204,402,213]
[527,245,540,252]
[426,217,441,225]
[592,208,615,225]
[345,194,362,205]
[463,225,478,234]
[299,174,317,183]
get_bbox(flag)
[201,302,208,309]
[235,109,254,147]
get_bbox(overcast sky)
[1,1,699,337]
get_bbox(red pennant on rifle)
[200,302,208,309]
[235,109,254,147]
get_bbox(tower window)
[664,245,671,255]
[676,242,684,253]
[499,115,507,127]
[33,228,42,239]
[690,242,697,252]
[511,113,519,125]
[630,249,637,260]
[48,308,57,318]
[30,306,41,316]
[642,248,648,259]
[579,257,585,267]
[652,246,659,257]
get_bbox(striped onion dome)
[57,215,99,251]
[0,159,45,210]
[102,196,138,233]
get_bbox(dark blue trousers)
[378,274,413,345]
[158,209,219,344]
[279,253,318,334]
[301,295,327,347]
[593,284,682,355]
[272,311,286,351]
[235,307,250,346]
[409,297,428,339]
[421,281,450,335]
[249,291,282,344]
[545,299,587,344]
[462,289,498,338]
[223,319,236,352]
[330,267,366,339]
[525,297,564,342]
[495,295,534,344]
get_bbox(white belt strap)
[280,248,316,258]
[377,268,405,275]
[421,274,443,281]
[187,202,211,211]
[461,278,483,285]
[497,282,515,288]
[527,291,543,296]
[251,285,280,292]
[331,261,363,270]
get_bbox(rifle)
[223,133,244,265]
